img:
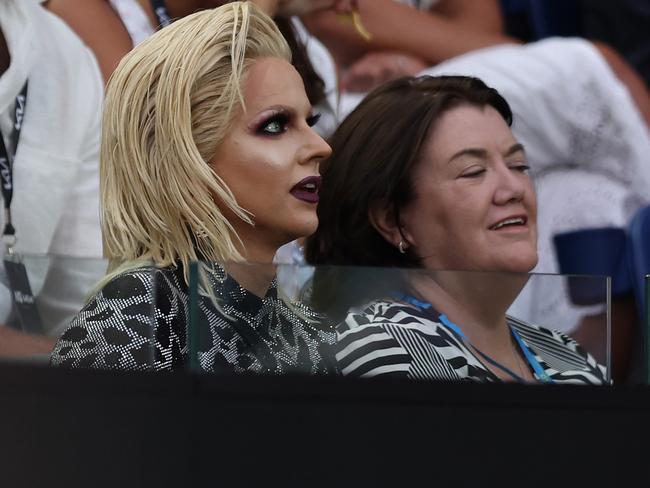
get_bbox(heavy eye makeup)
[250,108,322,136]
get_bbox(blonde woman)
[51,2,334,373]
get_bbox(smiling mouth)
[489,216,527,231]
[290,176,321,204]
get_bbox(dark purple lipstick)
[290,175,321,203]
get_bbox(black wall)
[1,364,649,487]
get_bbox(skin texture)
[302,0,509,70]
[210,57,331,265]
[262,0,357,16]
[0,327,55,356]
[45,0,135,83]
[379,105,537,274]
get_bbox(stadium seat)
[501,0,583,41]
[553,227,632,305]
[627,205,650,322]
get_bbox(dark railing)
[1,363,650,487]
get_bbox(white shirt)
[291,17,340,138]
[0,0,104,334]
[108,0,155,46]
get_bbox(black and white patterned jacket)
[51,264,337,375]
[336,300,607,384]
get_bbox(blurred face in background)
[210,57,331,254]
[398,104,538,274]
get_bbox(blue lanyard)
[511,327,553,383]
[396,294,554,384]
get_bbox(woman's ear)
[368,202,407,252]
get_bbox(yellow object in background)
[337,10,372,41]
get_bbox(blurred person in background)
[303,0,650,377]
[46,0,356,139]
[303,0,650,123]
[0,0,103,357]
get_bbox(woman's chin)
[507,253,539,274]
[282,220,319,246]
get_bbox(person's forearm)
[0,326,56,357]
[304,0,517,68]
[46,0,134,84]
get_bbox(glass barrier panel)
[188,262,611,384]
[509,272,611,381]
[0,254,157,371]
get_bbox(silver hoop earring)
[398,240,406,254]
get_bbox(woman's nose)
[493,164,526,205]
[300,128,332,165]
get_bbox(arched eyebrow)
[447,143,526,164]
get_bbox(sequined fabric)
[51,264,337,374]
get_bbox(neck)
[0,28,10,76]
[225,224,285,298]
[236,228,281,266]
[224,261,276,298]
[411,270,528,347]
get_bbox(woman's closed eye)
[508,162,530,172]
[459,166,486,178]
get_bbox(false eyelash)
[307,113,322,127]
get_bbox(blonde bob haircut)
[100,2,291,277]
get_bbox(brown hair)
[305,75,513,318]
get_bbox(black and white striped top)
[335,300,607,384]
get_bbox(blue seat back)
[554,227,632,305]
[628,205,650,321]
[500,0,583,40]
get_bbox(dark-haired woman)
[307,75,607,384]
